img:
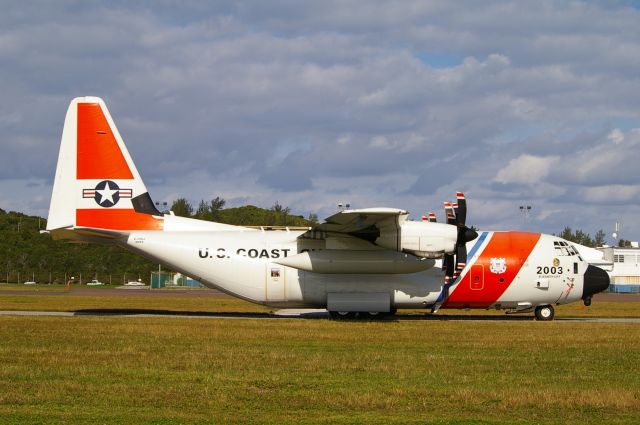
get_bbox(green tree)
[171,198,194,217]
[308,213,319,224]
[0,209,158,283]
[271,202,291,226]
[558,227,597,247]
[574,229,593,247]
[193,197,227,221]
[559,227,574,242]
[194,200,211,220]
[209,197,226,221]
[594,229,606,247]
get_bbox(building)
[574,242,640,293]
[598,245,640,293]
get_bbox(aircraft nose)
[582,265,610,299]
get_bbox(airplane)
[46,97,610,320]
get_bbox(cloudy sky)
[1,0,639,241]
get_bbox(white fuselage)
[124,229,587,310]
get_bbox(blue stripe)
[467,231,489,260]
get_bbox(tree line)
[0,209,156,284]
[557,227,607,248]
[168,197,317,226]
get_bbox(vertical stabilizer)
[47,97,163,232]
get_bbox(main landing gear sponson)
[534,305,555,321]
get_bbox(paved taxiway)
[1,309,639,323]
[1,288,637,322]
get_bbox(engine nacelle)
[356,213,458,259]
[394,221,457,258]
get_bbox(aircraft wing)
[313,208,408,234]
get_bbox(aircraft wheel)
[365,308,397,318]
[364,311,380,319]
[534,305,554,321]
[329,311,356,320]
[583,296,592,307]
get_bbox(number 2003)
[537,266,562,275]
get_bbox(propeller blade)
[456,233,467,271]
[421,215,428,221]
[444,202,456,225]
[428,212,437,223]
[443,253,454,279]
[453,192,474,279]
[456,192,467,225]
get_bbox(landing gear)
[534,305,555,321]
[329,311,356,319]
[583,296,592,307]
[328,310,396,320]
[363,309,396,319]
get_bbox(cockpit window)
[554,241,579,256]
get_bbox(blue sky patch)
[414,51,463,69]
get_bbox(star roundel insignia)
[82,180,133,208]
[94,180,121,207]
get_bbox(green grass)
[0,316,638,424]
[0,292,271,314]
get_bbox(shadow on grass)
[72,309,275,319]
[72,308,534,321]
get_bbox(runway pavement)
[1,308,639,323]
[1,287,638,322]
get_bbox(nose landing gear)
[583,296,592,307]
[534,305,555,321]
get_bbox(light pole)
[519,205,532,226]
[155,201,169,214]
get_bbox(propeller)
[442,192,478,284]
[427,212,437,223]
[444,203,455,224]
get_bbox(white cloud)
[494,154,559,185]
[608,128,625,144]
[550,127,640,186]
[579,185,640,204]
[0,1,639,237]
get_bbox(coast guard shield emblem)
[489,257,507,274]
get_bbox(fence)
[150,271,203,289]
[0,270,148,285]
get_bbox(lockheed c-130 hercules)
[46,97,610,320]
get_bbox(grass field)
[0,286,639,424]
